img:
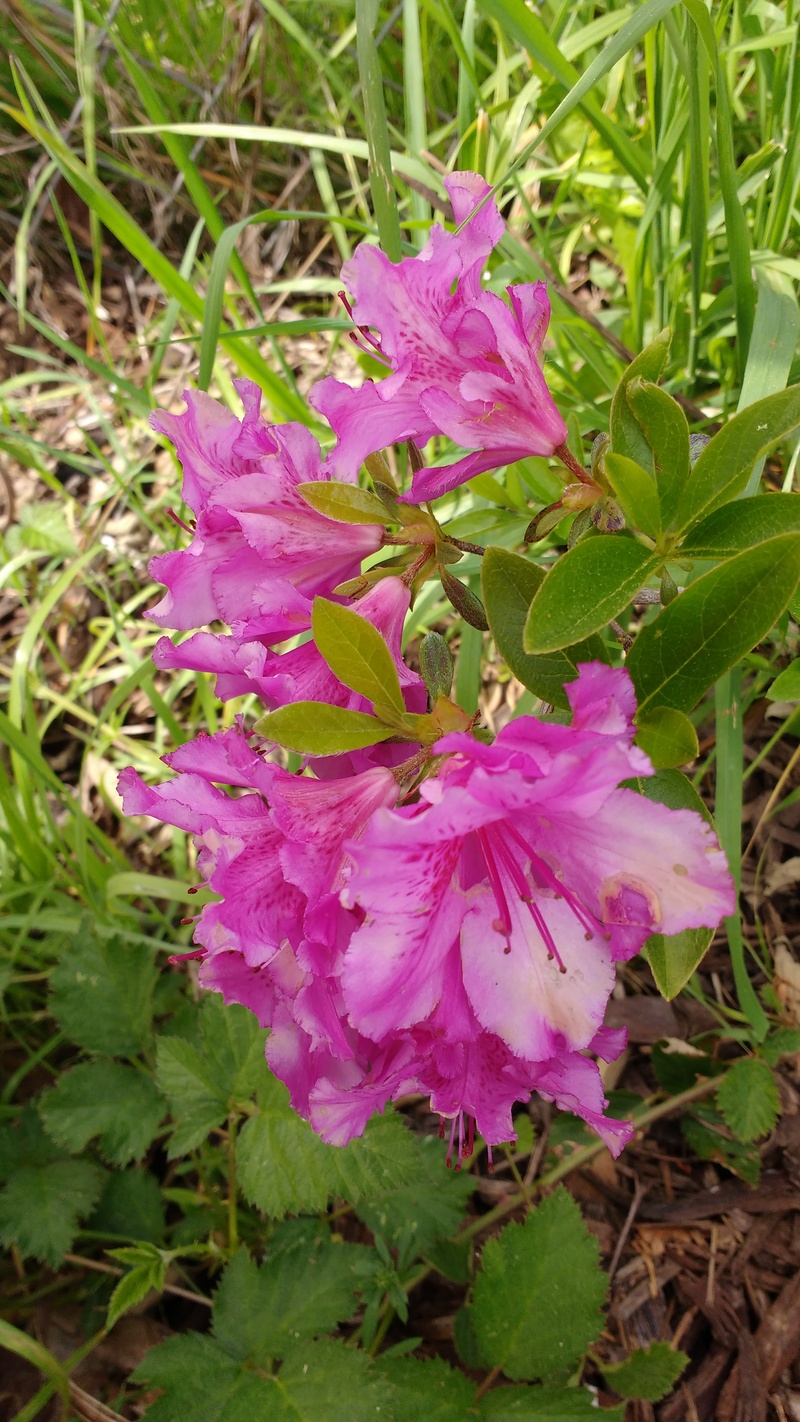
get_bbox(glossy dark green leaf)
[604,452,661,538]
[482,547,607,709]
[626,533,800,714]
[312,597,405,713]
[675,384,800,529]
[254,702,396,755]
[626,378,690,527]
[646,927,714,1000]
[634,706,699,768]
[297,481,391,525]
[609,329,670,471]
[680,492,800,558]
[523,538,659,654]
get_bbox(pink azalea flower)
[149,381,382,635]
[309,171,567,501]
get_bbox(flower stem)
[554,439,593,485]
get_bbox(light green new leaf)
[675,385,800,530]
[626,380,690,528]
[768,660,800,701]
[471,1188,606,1381]
[717,1058,780,1142]
[255,701,396,755]
[626,534,800,714]
[523,539,659,654]
[39,1061,165,1166]
[604,453,661,539]
[312,596,405,713]
[609,329,670,471]
[297,482,391,525]
[601,1341,689,1401]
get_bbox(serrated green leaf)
[675,384,800,529]
[297,481,391,524]
[762,1029,800,1065]
[0,1158,106,1267]
[199,996,269,1101]
[646,927,714,1000]
[601,1341,689,1401]
[626,379,690,528]
[156,1038,230,1157]
[635,706,699,769]
[255,701,396,754]
[50,929,157,1056]
[107,1261,163,1330]
[377,1354,475,1420]
[717,1058,780,1142]
[482,546,608,709]
[471,1188,606,1382]
[523,538,659,654]
[478,1383,624,1418]
[312,596,405,713]
[768,659,800,701]
[212,1245,359,1363]
[237,1078,424,1218]
[610,329,671,471]
[627,535,800,714]
[39,1061,165,1166]
[681,1106,761,1185]
[680,493,800,559]
[604,452,661,538]
[17,502,77,555]
[355,1135,474,1257]
[91,1169,165,1244]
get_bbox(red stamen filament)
[477,828,512,940]
[167,507,194,534]
[505,824,600,939]
[490,831,567,973]
[168,948,205,965]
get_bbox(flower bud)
[419,632,454,701]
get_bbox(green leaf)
[312,596,405,713]
[523,539,659,654]
[376,1355,476,1420]
[478,1383,624,1418]
[419,632,454,701]
[635,767,713,821]
[254,701,396,754]
[50,929,157,1056]
[604,452,661,539]
[297,481,391,524]
[16,503,77,555]
[107,1248,167,1330]
[626,380,691,528]
[237,1079,423,1217]
[762,1029,800,1065]
[680,493,800,559]
[675,384,800,530]
[768,659,800,701]
[39,1061,165,1166]
[199,995,269,1102]
[482,546,608,709]
[609,329,670,471]
[646,928,714,1001]
[471,1188,606,1382]
[355,1135,475,1258]
[681,1106,761,1185]
[600,1341,689,1401]
[156,1038,231,1156]
[716,1058,780,1142]
[626,535,800,714]
[0,1158,106,1267]
[0,1320,71,1415]
[91,1169,165,1244]
[635,707,699,769]
[213,1245,360,1363]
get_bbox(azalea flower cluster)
[121,173,734,1163]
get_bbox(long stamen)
[505,824,599,939]
[491,832,566,972]
[168,947,206,965]
[167,507,195,534]
[476,828,512,941]
[446,1114,458,1169]
[338,290,392,366]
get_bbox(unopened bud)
[524,501,565,543]
[439,566,489,631]
[591,497,626,533]
[419,632,454,701]
[562,480,601,512]
[590,432,611,488]
[660,568,679,605]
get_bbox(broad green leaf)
[626,534,800,714]
[50,929,157,1057]
[39,1061,165,1166]
[523,539,659,655]
[312,596,405,713]
[716,1058,780,1142]
[762,1029,800,1065]
[635,768,713,822]
[479,1385,624,1419]
[768,659,800,701]
[255,701,396,754]
[482,546,608,709]
[646,928,714,1001]
[675,384,800,529]
[355,1135,474,1258]
[634,707,699,768]
[377,1355,476,1420]
[237,1078,423,1218]
[107,1246,167,1329]
[156,1037,231,1157]
[91,1169,165,1244]
[604,452,660,538]
[471,1188,606,1381]
[297,481,391,525]
[600,1341,689,1401]
[626,379,691,527]
[681,1106,761,1185]
[681,493,800,558]
[609,329,670,471]
[213,1245,359,1363]
[0,1159,106,1268]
